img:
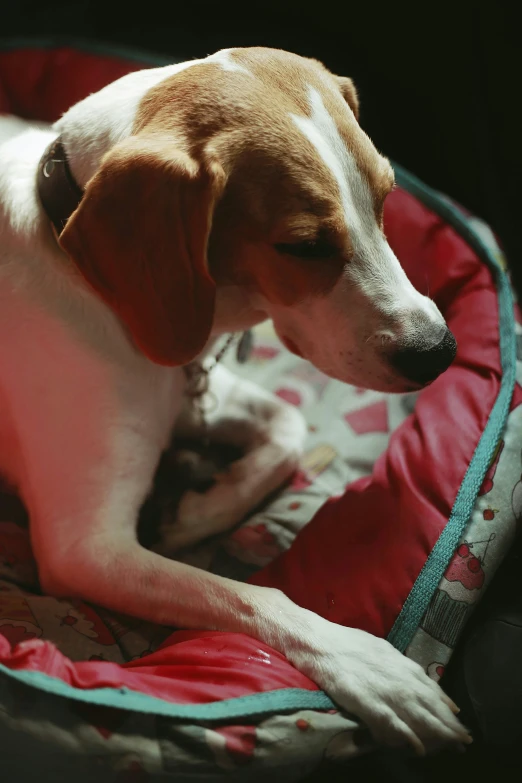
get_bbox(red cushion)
[0,48,145,121]
[250,187,502,639]
[0,630,319,702]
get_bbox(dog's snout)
[391,328,457,386]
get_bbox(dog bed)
[1,41,521,781]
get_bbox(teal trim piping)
[387,164,517,652]
[0,664,334,720]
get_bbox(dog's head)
[59,47,456,391]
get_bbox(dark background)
[2,0,520,292]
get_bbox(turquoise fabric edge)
[387,164,517,652]
[0,663,334,719]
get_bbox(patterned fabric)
[403,213,522,678]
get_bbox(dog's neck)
[53,63,187,187]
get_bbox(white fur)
[0,48,469,755]
[292,86,442,323]
[56,50,250,186]
[260,85,447,388]
[212,48,252,74]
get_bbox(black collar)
[37,136,83,236]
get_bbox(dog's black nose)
[391,329,457,386]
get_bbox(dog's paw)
[288,619,471,756]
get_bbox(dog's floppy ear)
[59,134,226,366]
[335,76,359,121]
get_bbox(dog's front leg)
[39,516,471,757]
[23,365,469,756]
[155,363,307,554]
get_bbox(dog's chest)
[0,257,183,488]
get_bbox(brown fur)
[62,48,394,364]
[60,136,225,365]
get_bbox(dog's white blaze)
[290,86,444,328]
[211,48,251,74]
[291,87,375,252]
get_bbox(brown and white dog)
[0,48,465,754]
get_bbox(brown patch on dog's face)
[133,48,390,308]
[207,153,350,308]
[121,48,446,390]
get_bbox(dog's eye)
[274,240,337,259]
